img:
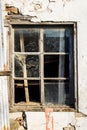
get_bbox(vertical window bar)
[40,29,44,104]
[19,31,29,102]
[58,29,65,104]
[12,28,15,105]
[74,23,78,109]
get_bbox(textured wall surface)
[9,112,87,130]
[1,0,87,129]
[3,0,87,114]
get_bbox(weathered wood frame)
[8,22,78,112]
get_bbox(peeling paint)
[0,2,10,130]
[75,112,87,118]
[5,5,19,14]
[1,0,87,130]
[62,0,74,7]
[63,123,76,130]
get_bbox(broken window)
[11,24,76,108]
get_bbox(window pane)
[44,29,69,52]
[28,80,40,102]
[14,80,40,103]
[14,54,39,77]
[44,55,69,78]
[26,55,39,77]
[14,54,24,77]
[14,30,20,52]
[15,80,26,103]
[44,80,70,105]
[14,29,39,52]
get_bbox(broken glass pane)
[44,80,69,105]
[44,55,69,78]
[14,29,39,52]
[28,80,40,102]
[14,80,26,103]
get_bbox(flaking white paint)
[3,0,87,114]
[1,0,87,129]
[9,112,87,130]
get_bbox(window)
[10,24,76,110]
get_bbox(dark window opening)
[15,80,26,103]
[44,55,69,78]
[28,80,40,102]
[44,55,59,77]
[12,24,76,109]
[15,80,40,103]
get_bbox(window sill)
[9,103,76,112]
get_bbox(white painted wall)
[9,112,87,130]
[2,0,87,129]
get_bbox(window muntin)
[12,25,74,108]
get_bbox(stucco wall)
[2,0,87,129]
[9,112,87,130]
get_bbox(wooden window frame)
[9,22,78,112]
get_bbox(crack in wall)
[63,123,76,130]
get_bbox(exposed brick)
[5,5,19,14]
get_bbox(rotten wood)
[14,77,40,80]
[15,83,24,88]
[15,82,39,88]
[0,71,11,76]
[9,104,76,112]
[40,29,44,104]
[20,33,29,102]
